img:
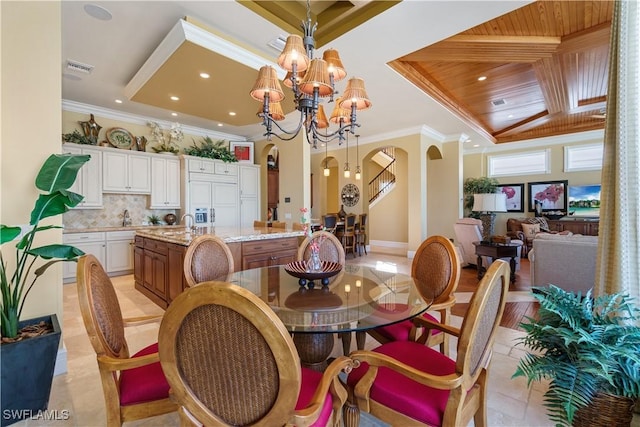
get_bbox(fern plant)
[513,285,640,426]
[184,136,238,163]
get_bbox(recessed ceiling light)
[217,123,223,127]
[508,114,514,118]
[170,96,179,101]
[228,112,236,116]
[83,4,112,21]
[477,76,487,81]
[473,144,480,148]
[114,99,123,104]
[171,112,178,117]
[199,72,210,79]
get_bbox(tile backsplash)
[63,194,178,229]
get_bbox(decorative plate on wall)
[105,127,134,149]
[341,183,360,207]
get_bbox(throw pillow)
[521,223,540,240]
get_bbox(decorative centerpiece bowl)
[284,261,342,288]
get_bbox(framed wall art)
[568,184,601,217]
[230,141,254,163]
[528,180,568,212]
[497,183,524,212]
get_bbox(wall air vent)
[267,36,287,52]
[66,60,94,74]
[491,98,507,107]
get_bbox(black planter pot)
[0,314,61,426]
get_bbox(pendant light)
[323,143,330,177]
[343,134,351,178]
[355,134,361,180]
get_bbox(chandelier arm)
[260,111,306,141]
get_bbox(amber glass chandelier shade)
[250,66,285,103]
[316,104,329,129]
[329,97,352,124]
[322,49,346,81]
[339,77,372,110]
[283,71,304,89]
[298,59,333,97]
[277,35,310,72]
[256,101,285,121]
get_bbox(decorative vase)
[307,247,322,273]
[338,205,346,220]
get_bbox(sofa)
[528,233,598,294]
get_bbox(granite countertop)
[135,226,305,246]
[63,225,187,234]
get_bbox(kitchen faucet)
[122,209,132,227]
[180,213,196,231]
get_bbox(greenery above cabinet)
[183,136,238,162]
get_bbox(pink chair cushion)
[119,343,170,406]
[297,367,333,426]
[347,341,455,426]
[374,312,442,342]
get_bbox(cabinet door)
[268,170,279,208]
[81,147,103,207]
[213,182,239,228]
[165,158,181,207]
[102,151,129,192]
[239,165,259,198]
[63,241,106,280]
[240,197,259,228]
[134,246,144,287]
[189,180,213,212]
[106,239,134,273]
[128,154,151,193]
[215,162,238,176]
[167,243,186,303]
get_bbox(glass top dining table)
[223,264,432,334]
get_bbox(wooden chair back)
[323,214,338,233]
[411,235,461,306]
[76,254,176,425]
[292,222,305,231]
[297,230,346,265]
[271,221,287,229]
[183,235,234,287]
[253,220,267,228]
[158,282,352,426]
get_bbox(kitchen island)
[134,226,305,308]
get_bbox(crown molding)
[62,99,245,141]
[462,129,605,155]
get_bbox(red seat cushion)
[347,341,455,426]
[119,343,170,406]
[296,367,333,426]
[375,311,442,342]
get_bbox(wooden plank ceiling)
[390,1,613,144]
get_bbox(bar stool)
[355,213,368,255]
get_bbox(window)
[488,149,550,177]
[564,143,603,172]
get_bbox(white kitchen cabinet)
[102,151,151,193]
[62,143,103,208]
[150,157,180,208]
[106,231,136,273]
[63,232,106,281]
[239,164,260,228]
[187,158,216,174]
[214,162,238,176]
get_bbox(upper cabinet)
[103,151,151,194]
[62,144,103,208]
[150,157,180,208]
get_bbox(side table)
[473,241,517,283]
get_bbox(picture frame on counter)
[230,141,254,163]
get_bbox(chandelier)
[250,0,372,148]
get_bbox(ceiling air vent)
[267,36,287,52]
[66,59,94,74]
[491,98,507,107]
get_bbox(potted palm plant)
[513,285,640,427]
[1,153,89,425]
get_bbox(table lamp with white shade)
[473,193,507,242]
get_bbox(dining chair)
[158,281,355,426]
[297,230,346,265]
[336,214,357,257]
[253,220,267,228]
[292,221,305,231]
[271,220,287,229]
[183,235,234,287]
[322,214,338,234]
[344,260,510,427]
[354,213,368,255]
[366,235,461,356]
[76,254,177,426]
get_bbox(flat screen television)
[568,184,601,217]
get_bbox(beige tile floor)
[12,253,638,426]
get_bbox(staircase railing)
[369,147,396,203]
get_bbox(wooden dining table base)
[293,333,335,372]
